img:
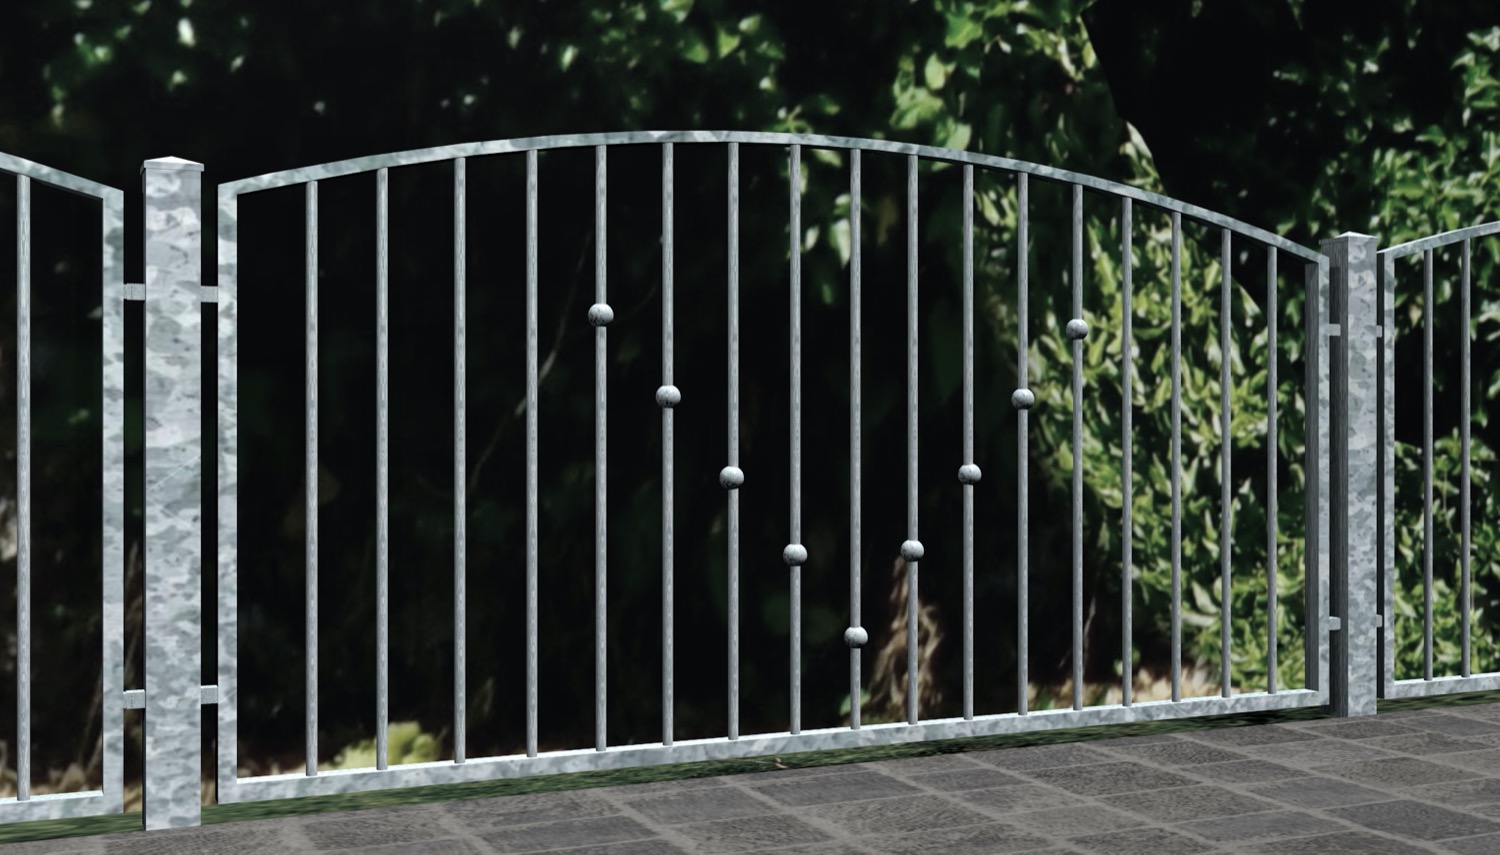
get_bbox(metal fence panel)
[0,152,127,825]
[5,131,1416,830]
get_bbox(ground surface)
[5,692,1500,852]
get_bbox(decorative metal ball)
[844,626,869,648]
[900,539,925,562]
[719,466,745,490]
[655,385,681,408]
[783,543,808,566]
[957,463,983,485]
[1065,318,1089,340]
[1011,388,1035,410]
[586,303,614,327]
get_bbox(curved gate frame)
[214,131,1332,807]
[0,131,1359,832]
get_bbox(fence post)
[142,156,205,828]
[1323,232,1380,717]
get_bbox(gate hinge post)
[1322,232,1381,718]
[140,155,206,830]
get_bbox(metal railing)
[0,152,126,824]
[0,131,1491,831]
[213,131,1330,808]
[1378,223,1498,699]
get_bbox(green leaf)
[945,120,972,150]
[661,0,693,24]
[891,86,945,129]
[716,28,741,58]
[978,189,1000,226]
[924,52,948,90]
[832,217,851,267]
[945,12,983,49]
[679,29,710,64]
[812,147,842,168]
[807,92,842,116]
[1029,0,1076,30]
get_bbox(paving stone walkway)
[16,704,1500,852]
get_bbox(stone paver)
[11,701,1500,851]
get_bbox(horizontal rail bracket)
[1321,323,1382,338]
[1327,616,1342,632]
[123,283,217,303]
[122,685,219,709]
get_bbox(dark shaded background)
[0,0,1495,799]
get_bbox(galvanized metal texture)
[1121,196,1134,708]
[141,155,206,829]
[376,167,390,772]
[24,130,1465,829]
[1221,229,1232,699]
[1170,211,1182,703]
[218,132,1320,261]
[1267,245,1279,695]
[306,180,319,777]
[454,157,468,763]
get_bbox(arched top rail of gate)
[1380,220,1500,259]
[218,130,1322,263]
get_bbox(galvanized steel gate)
[0,152,206,829]
[0,133,1487,833]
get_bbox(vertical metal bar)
[849,149,862,730]
[1423,249,1433,681]
[906,154,920,726]
[1170,211,1182,702]
[1329,237,1351,713]
[1121,197,1133,707]
[306,180,319,776]
[726,143,740,740]
[214,185,239,808]
[141,156,204,829]
[1070,184,1083,711]
[1017,172,1029,716]
[594,146,608,751]
[790,144,803,735]
[1312,255,1331,699]
[376,168,390,771]
[1461,238,1471,679]
[526,150,540,756]
[1220,228,1232,698]
[661,143,674,746]
[1267,246,1278,694]
[15,174,29,802]
[1380,250,1396,699]
[1303,256,1316,695]
[961,164,975,721]
[102,186,126,813]
[454,159,467,762]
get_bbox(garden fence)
[0,132,1488,832]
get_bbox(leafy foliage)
[0,0,1496,791]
